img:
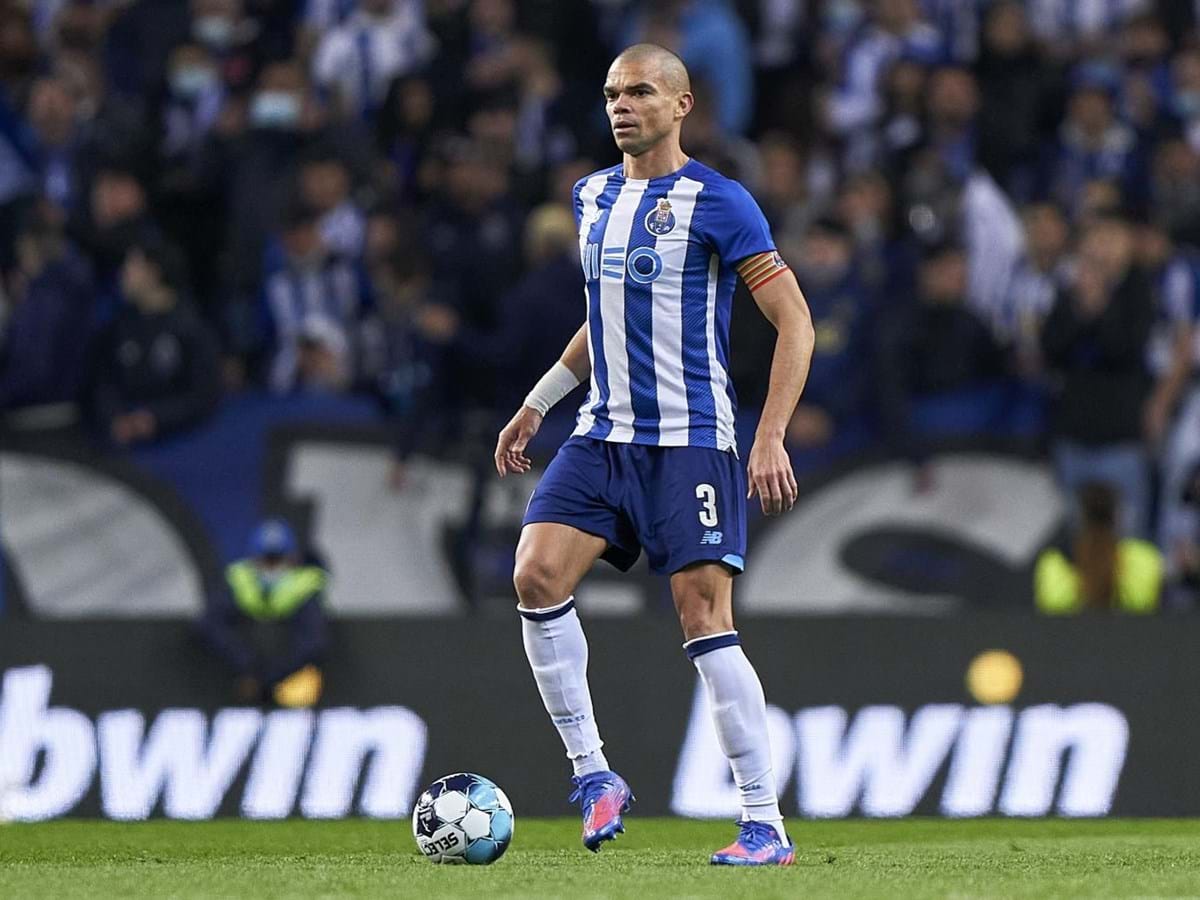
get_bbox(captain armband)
[737,250,790,292]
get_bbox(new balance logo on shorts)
[700,531,723,545]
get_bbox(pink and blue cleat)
[710,819,795,866]
[568,771,634,852]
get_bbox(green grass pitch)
[2,818,1199,898]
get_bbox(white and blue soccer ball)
[412,773,514,864]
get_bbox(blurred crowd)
[6,0,1200,606]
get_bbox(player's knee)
[513,558,560,608]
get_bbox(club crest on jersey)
[645,198,676,236]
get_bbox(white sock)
[519,597,610,778]
[686,631,788,845]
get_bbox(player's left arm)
[737,253,815,516]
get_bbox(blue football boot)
[710,819,795,866]
[568,770,634,852]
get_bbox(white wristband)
[524,361,583,415]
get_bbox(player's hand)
[495,405,543,477]
[746,435,797,516]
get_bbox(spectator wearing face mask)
[195,519,331,706]
[161,43,225,164]
[213,59,370,301]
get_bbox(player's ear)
[676,91,694,120]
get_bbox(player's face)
[603,61,688,156]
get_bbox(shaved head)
[612,43,691,95]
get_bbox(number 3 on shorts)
[695,483,718,527]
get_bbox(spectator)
[680,80,761,188]
[1136,218,1200,553]
[1027,0,1148,61]
[1004,202,1071,368]
[411,201,584,601]
[837,170,917,300]
[186,0,260,95]
[610,0,755,136]
[1168,463,1200,606]
[783,217,875,450]
[1042,61,1146,220]
[508,38,588,177]
[876,240,1007,461]
[895,116,1025,336]
[755,132,818,239]
[365,241,441,483]
[159,43,226,166]
[1151,137,1200,247]
[826,0,942,145]
[874,53,929,168]
[156,42,230,319]
[375,73,438,202]
[260,203,372,394]
[1119,14,1173,141]
[83,237,222,446]
[298,148,366,259]
[423,138,523,383]
[312,0,435,121]
[72,164,161,322]
[923,0,982,65]
[974,1,1062,201]
[1171,48,1200,154]
[1035,481,1162,614]
[195,518,330,706]
[1041,215,1154,536]
[0,7,41,270]
[0,212,93,410]
[213,59,371,295]
[421,201,584,413]
[26,75,88,218]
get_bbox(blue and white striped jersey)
[572,159,778,453]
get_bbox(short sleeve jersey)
[571,159,779,452]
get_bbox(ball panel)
[464,837,500,865]
[490,808,513,844]
[494,786,513,815]
[467,781,500,811]
[439,773,477,794]
[432,790,470,824]
[460,807,492,841]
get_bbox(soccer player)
[494,44,815,867]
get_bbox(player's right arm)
[494,323,590,477]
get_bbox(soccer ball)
[412,773,514,864]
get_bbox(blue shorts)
[523,436,747,575]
